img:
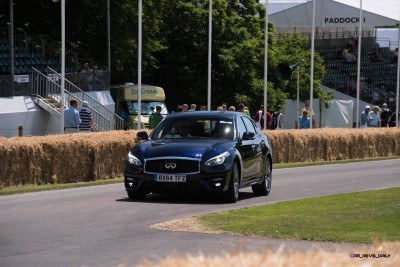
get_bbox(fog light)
[215,182,221,187]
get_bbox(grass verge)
[1,157,398,196]
[198,187,400,244]
[0,177,123,196]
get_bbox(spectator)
[254,105,271,130]
[380,103,391,127]
[79,101,93,131]
[343,49,356,63]
[228,106,236,111]
[302,102,316,128]
[64,99,82,133]
[388,106,399,127]
[221,103,227,111]
[369,106,380,127]
[391,48,398,64]
[298,110,311,129]
[190,103,197,111]
[149,105,164,129]
[347,37,357,50]
[237,104,245,113]
[370,48,385,62]
[200,105,207,111]
[176,105,183,112]
[378,86,388,104]
[272,105,284,130]
[216,106,223,111]
[360,105,372,128]
[243,106,251,117]
[182,104,189,112]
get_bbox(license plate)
[156,174,186,182]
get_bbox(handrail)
[31,67,117,131]
[46,67,124,130]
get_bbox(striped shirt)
[79,107,92,131]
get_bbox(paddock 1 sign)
[324,17,366,24]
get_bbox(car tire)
[252,157,272,196]
[223,162,239,203]
[127,191,146,200]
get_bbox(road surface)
[0,159,399,266]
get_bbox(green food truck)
[111,83,168,129]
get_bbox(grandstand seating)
[317,41,398,106]
[0,35,76,76]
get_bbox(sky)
[263,0,400,21]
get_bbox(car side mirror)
[136,131,149,141]
[242,131,256,140]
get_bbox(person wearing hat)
[79,101,94,131]
[360,105,372,128]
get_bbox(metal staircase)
[30,67,124,131]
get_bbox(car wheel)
[252,157,272,196]
[224,162,239,203]
[127,191,146,200]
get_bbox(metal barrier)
[31,67,123,131]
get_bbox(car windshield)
[125,101,168,115]
[152,116,235,140]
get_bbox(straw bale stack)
[0,128,399,188]
[136,242,399,267]
[265,128,400,164]
[0,131,140,188]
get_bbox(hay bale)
[0,128,399,188]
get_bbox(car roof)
[167,111,242,119]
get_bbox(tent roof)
[267,0,399,28]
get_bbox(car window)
[237,117,247,138]
[242,116,256,134]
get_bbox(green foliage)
[2,0,331,112]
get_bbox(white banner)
[14,75,29,83]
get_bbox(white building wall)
[0,91,115,138]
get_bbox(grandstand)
[316,39,398,106]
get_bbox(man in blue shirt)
[64,99,82,133]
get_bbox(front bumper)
[124,170,231,194]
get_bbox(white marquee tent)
[268,0,399,33]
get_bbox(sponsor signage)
[324,17,366,25]
[47,74,60,81]
[14,75,29,83]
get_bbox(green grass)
[0,157,398,196]
[0,177,123,196]
[198,187,400,243]
[273,156,400,169]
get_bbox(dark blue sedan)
[124,111,272,203]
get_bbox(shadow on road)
[116,191,260,205]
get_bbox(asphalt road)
[1,159,399,267]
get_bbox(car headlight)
[204,151,230,166]
[127,151,141,165]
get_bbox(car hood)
[136,139,232,159]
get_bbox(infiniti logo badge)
[165,163,177,169]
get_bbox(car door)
[241,116,263,181]
[235,116,254,185]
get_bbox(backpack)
[271,112,280,130]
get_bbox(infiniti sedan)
[124,111,272,203]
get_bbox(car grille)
[144,158,200,174]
